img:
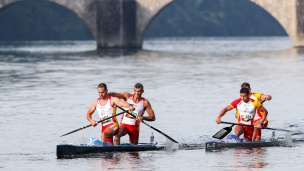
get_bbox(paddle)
[212,124,235,139]
[213,121,291,139]
[221,121,291,132]
[60,111,124,137]
[117,106,179,143]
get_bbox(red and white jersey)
[230,98,262,125]
[121,95,145,125]
[236,92,268,122]
[96,96,117,126]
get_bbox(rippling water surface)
[1,37,304,171]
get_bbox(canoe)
[57,138,165,159]
[205,134,284,151]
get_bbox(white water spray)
[165,138,179,151]
[282,133,293,147]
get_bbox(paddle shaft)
[221,121,291,132]
[141,121,179,143]
[60,111,124,137]
[117,106,179,143]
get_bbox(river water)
[1,37,304,171]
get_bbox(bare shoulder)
[91,99,98,105]
[143,98,152,107]
[88,99,98,110]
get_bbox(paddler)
[216,87,267,141]
[108,83,156,145]
[238,82,272,141]
[86,83,135,144]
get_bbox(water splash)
[282,133,293,147]
[178,142,205,150]
[164,138,179,151]
[176,135,209,150]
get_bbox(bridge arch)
[251,0,303,47]
[48,0,97,39]
[0,0,94,41]
[136,0,174,45]
[0,0,173,49]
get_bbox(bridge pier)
[97,0,137,49]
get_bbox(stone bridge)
[251,0,304,48]
[0,0,173,49]
[0,0,304,48]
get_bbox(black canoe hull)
[57,143,165,158]
[205,139,283,151]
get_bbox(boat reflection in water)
[74,151,143,170]
[233,148,268,169]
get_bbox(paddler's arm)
[216,105,234,124]
[111,97,135,111]
[86,100,98,127]
[138,100,155,122]
[108,92,131,101]
[261,94,272,101]
[254,105,268,129]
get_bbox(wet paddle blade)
[212,126,232,139]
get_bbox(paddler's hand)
[254,121,263,129]
[137,116,144,122]
[216,117,221,124]
[90,120,98,127]
[128,104,135,112]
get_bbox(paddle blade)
[212,126,232,139]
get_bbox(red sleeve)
[230,98,242,108]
